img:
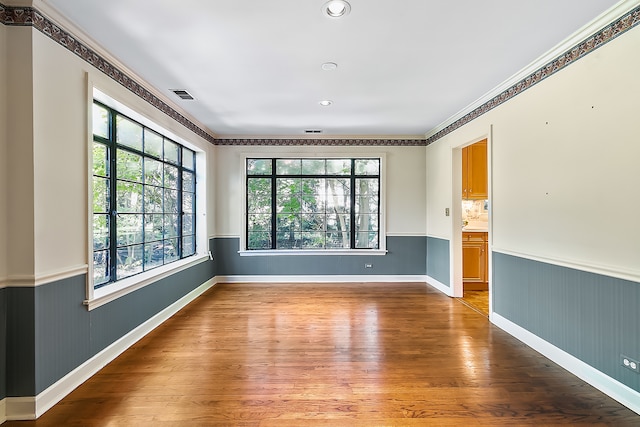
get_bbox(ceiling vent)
[171,89,194,100]
[305,129,323,134]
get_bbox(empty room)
[1,0,639,425]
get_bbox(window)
[246,158,380,250]
[92,101,197,289]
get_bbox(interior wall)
[214,144,427,238]
[425,23,640,397]
[427,25,640,281]
[0,21,7,404]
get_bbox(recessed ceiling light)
[319,100,333,106]
[322,0,351,18]
[321,62,338,71]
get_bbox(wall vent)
[304,129,323,134]
[171,89,194,100]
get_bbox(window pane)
[145,214,164,242]
[276,159,302,175]
[183,147,195,170]
[116,245,143,279]
[325,178,350,213]
[247,158,272,175]
[182,235,195,257]
[164,238,179,262]
[277,214,301,235]
[93,142,109,177]
[93,214,109,251]
[164,214,179,238]
[326,232,350,249]
[356,231,379,249]
[116,115,142,151]
[144,242,164,270]
[356,213,379,232]
[248,214,271,232]
[116,214,143,246]
[164,164,178,189]
[301,232,324,249]
[248,232,271,249]
[144,158,163,186]
[247,192,271,214]
[116,181,143,213]
[183,214,195,235]
[302,159,325,175]
[276,231,301,249]
[164,139,179,164]
[326,214,350,232]
[144,129,163,158]
[164,189,179,213]
[92,103,109,139]
[144,186,163,213]
[326,159,350,175]
[92,176,110,213]
[301,213,324,232]
[355,159,379,175]
[93,250,110,286]
[183,192,194,213]
[183,171,195,192]
[356,178,379,195]
[116,150,143,183]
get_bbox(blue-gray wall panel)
[0,288,6,399]
[89,259,214,361]
[6,287,35,396]
[34,275,91,395]
[426,236,450,287]
[493,252,640,393]
[5,253,214,396]
[212,236,426,276]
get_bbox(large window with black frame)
[92,101,197,288]
[246,158,380,250]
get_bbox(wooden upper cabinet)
[462,139,488,199]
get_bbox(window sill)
[84,254,210,310]
[238,249,387,257]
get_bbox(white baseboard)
[214,275,429,284]
[425,275,453,296]
[492,313,640,416]
[5,278,216,421]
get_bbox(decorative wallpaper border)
[2,3,639,147]
[1,3,217,144]
[425,4,640,145]
[215,138,427,146]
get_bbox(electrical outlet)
[445,208,450,217]
[621,355,640,373]
[365,263,373,268]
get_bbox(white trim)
[34,264,88,287]
[385,232,427,237]
[3,278,216,421]
[85,255,209,310]
[492,313,640,416]
[0,277,7,290]
[425,275,454,297]
[5,275,35,288]
[5,397,36,421]
[238,249,388,257]
[214,275,428,284]
[0,398,6,423]
[425,0,639,140]
[493,248,640,284]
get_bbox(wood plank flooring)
[6,282,638,426]
[459,290,489,317]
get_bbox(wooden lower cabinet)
[462,232,488,290]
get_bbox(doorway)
[459,139,489,316]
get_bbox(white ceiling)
[42,0,621,137]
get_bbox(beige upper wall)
[26,27,215,279]
[0,24,7,284]
[426,25,640,280]
[213,144,427,238]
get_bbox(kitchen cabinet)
[462,139,487,199]
[462,232,488,290]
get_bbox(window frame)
[240,153,387,256]
[86,88,208,310]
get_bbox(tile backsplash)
[462,199,488,225]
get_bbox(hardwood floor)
[460,290,489,317]
[6,282,638,426]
